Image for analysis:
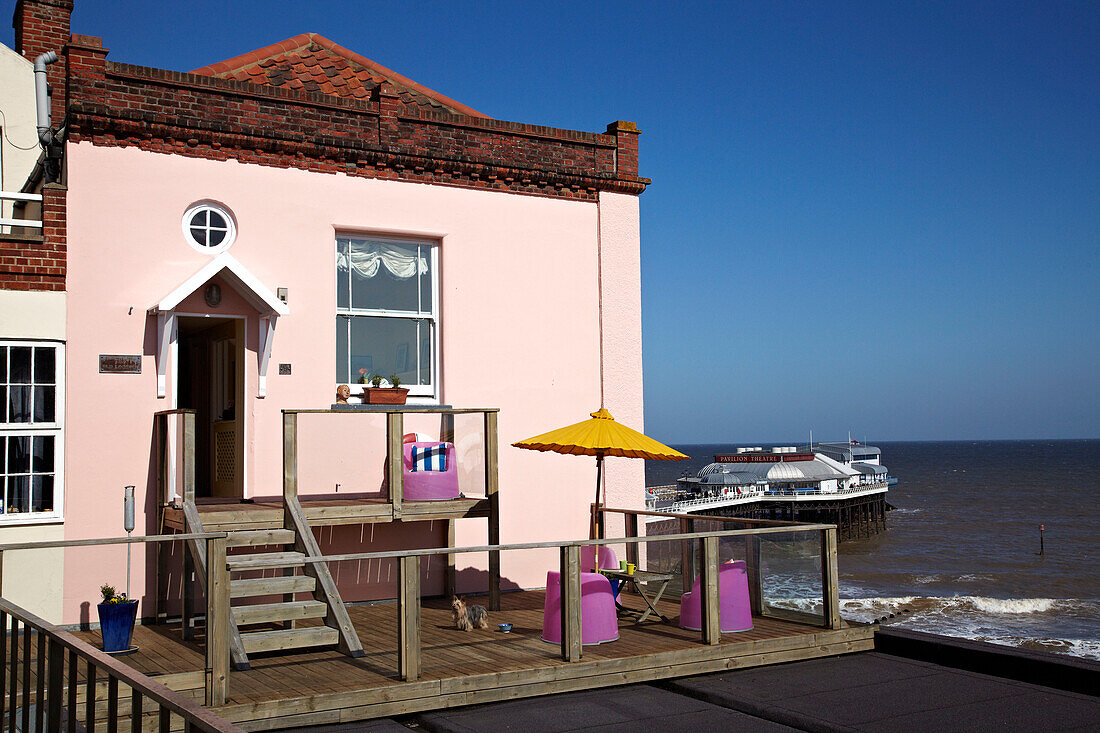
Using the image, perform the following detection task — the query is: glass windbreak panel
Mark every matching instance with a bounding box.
[6,476,29,514]
[336,239,350,310]
[31,475,53,512]
[348,240,423,312]
[33,348,54,384]
[10,347,31,383]
[335,317,350,383]
[8,387,30,423]
[349,316,431,387]
[758,530,825,623]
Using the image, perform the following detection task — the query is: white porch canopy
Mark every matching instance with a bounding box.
[147,252,290,398]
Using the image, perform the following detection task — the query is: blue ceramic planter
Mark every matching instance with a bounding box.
[97,601,138,653]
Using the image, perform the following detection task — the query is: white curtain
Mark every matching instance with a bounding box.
[338,241,427,280]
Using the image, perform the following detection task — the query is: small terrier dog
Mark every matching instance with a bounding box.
[451,595,489,631]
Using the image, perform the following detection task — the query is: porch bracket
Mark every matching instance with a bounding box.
[258,316,276,398]
[154,311,176,399]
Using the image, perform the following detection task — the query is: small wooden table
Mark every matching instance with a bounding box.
[599,568,675,623]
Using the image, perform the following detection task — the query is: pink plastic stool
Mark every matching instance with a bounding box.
[678,560,754,633]
[402,442,461,501]
[541,571,619,645]
[580,545,618,573]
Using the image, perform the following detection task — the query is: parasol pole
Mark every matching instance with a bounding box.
[594,453,602,545]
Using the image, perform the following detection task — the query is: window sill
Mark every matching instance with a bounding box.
[0,514,64,527]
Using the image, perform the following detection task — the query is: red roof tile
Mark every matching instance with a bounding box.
[191,33,487,118]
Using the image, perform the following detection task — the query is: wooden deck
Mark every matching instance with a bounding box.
[162,495,492,531]
[75,590,874,731]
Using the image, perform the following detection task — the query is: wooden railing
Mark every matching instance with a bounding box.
[239,521,840,680]
[0,598,240,732]
[595,505,842,629]
[282,407,501,607]
[0,533,232,709]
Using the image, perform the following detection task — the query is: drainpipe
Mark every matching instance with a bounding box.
[34,51,59,147]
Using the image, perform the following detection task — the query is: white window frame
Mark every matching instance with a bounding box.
[0,340,64,525]
[181,201,237,254]
[335,235,440,402]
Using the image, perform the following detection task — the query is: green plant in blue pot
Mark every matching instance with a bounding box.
[97,584,138,653]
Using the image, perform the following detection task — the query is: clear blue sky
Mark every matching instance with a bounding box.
[6,1,1098,442]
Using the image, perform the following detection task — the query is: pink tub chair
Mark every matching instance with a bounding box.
[541,570,619,645]
[678,560,754,633]
[402,441,460,501]
[580,545,618,573]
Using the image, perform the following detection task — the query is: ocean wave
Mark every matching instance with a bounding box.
[971,597,1056,614]
[761,594,1100,661]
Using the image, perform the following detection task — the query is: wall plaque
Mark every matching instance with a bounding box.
[279,363,292,375]
[99,355,142,374]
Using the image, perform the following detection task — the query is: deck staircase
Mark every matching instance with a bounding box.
[182,503,364,670]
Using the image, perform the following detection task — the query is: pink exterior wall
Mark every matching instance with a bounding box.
[59,143,644,624]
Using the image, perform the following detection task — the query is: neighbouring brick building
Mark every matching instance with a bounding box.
[2,0,649,627]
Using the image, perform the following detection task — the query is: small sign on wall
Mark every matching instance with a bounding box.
[100,354,142,374]
[279,363,292,375]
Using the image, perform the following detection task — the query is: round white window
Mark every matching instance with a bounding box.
[182,202,236,253]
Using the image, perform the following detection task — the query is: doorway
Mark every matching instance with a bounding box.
[176,316,245,498]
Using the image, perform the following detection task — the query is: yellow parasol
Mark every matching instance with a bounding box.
[513,408,689,537]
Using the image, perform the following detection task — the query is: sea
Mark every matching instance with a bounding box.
[645,439,1100,661]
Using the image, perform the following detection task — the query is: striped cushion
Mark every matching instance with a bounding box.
[411,444,448,472]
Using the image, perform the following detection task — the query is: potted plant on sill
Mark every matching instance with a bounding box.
[360,372,409,405]
[97,584,138,653]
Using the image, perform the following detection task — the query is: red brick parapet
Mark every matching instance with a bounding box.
[63,54,648,200]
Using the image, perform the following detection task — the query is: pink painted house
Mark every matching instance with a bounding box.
[3,0,648,640]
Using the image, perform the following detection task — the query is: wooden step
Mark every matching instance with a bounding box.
[227,551,306,571]
[226,529,296,547]
[230,575,315,599]
[232,600,328,626]
[240,626,339,654]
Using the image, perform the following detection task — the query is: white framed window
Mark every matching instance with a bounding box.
[0,341,64,523]
[335,236,439,399]
[182,201,236,254]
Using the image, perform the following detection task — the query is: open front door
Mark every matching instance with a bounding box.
[178,317,245,498]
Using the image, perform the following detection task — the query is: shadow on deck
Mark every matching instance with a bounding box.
[76,590,874,730]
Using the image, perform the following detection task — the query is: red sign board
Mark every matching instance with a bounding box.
[714,453,815,463]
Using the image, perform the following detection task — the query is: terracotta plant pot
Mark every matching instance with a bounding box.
[363,387,410,405]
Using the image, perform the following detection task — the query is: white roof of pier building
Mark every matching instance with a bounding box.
[697,455,852,483]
